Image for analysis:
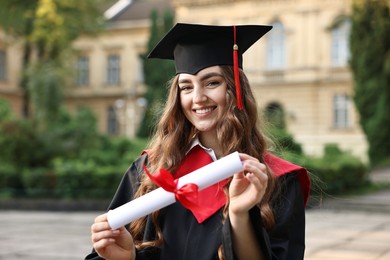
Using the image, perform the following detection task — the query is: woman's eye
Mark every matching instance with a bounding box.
[206,81,220,87]
[179,85,193,91]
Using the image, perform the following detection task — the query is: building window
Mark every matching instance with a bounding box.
[266,21,286,70]
[136,55,144,83]
[76,56,89,86]
[106,54,120,85]
[0,50,6,81]
[107,106,119,135]
[331,20,350,66]
[333,94,350,128]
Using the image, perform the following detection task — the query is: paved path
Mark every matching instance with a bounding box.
[0,211,95,260]
[305,209,390,260]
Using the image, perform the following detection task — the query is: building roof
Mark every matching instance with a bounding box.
[107,0,173,21]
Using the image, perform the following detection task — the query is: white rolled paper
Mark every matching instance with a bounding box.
[107,151,243,229]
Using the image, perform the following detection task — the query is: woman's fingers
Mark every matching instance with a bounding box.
[92,228,120,242]
[233,153,269,204]
[239,153,259,162]
[91,213,119,243]
[239,153,267,179]
[94,213,108,223]
[93,237,116,251]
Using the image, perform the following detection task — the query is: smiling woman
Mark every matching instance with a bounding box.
[86,23,310,260]
[179,66,228,141]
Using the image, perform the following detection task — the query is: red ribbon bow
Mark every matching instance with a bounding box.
[143,165,206,214]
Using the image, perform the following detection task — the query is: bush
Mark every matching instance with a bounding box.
[0,119,48,167]
[52,158,124,199]
[0,162,23,197]
[282,144,368,196]
[0,100,150,200]
[21,167,56,197]
[0,98,12,121]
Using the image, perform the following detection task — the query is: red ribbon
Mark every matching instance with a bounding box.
[143,165,206,213]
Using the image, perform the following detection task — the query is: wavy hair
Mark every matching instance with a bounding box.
[129,66,277,258]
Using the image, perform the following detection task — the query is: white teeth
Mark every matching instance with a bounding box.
[195,108,213,114]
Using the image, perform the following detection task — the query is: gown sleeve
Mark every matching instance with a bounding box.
[84,154,147,260]
[222,172,306,260]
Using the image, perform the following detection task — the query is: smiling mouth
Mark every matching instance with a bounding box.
[194,107,215,114]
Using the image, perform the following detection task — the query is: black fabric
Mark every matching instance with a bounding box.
[85,155,306,260]
[147,23,272,75]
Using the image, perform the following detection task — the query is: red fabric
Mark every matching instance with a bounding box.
[174,146,229,222]
[143,166,207,216]
[142,147,310,223]
[264,153,310,206]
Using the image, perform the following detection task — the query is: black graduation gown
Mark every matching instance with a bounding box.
[85,154,306,260]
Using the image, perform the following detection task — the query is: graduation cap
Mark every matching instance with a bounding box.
[148,23,272,110]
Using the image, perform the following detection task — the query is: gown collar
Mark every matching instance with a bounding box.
[187,136,218,161]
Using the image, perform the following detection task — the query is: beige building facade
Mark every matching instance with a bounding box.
[0,0,368,161]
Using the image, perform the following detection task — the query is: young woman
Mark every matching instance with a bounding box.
[86,23,310,260]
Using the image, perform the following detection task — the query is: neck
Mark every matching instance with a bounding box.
[198,131,222,159]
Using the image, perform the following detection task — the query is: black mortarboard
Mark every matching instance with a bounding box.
[148,23,272,109]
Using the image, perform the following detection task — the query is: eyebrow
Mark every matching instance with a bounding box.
[178,72,223,84]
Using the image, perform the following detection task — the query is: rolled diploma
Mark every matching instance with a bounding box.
[107,151,243,229]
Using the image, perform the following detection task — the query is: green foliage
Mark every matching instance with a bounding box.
[0,162,22,197]
[21,167,56,197]
[264,103,286,129]
[32,0,106,59]
[0,1,38,36]
[263,103,303,155]
[0,104,149,198]
[0,119,47,167]
[138,9,175,138]
[270,128,303,155]
[27,61,64,128]
[35,107,100,160]
[0,98,13,121]
[350,0,390,166]
[51,159,123,199]
[283,144,368,197]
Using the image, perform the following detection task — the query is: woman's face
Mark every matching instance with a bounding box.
[178,66,228,134]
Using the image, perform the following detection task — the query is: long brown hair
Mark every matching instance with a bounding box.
[129,66,276,257]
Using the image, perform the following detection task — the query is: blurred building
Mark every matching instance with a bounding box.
[0,0,368,160]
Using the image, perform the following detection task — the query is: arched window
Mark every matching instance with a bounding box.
[266,21,286,70]
[331,19,350,66]
[265,102,286,129]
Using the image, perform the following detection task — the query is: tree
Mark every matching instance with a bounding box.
[0,0,106,127]
[349,0,390,166]
[0,0,39,117]
[263,103,303,155]
[137,9,175,138]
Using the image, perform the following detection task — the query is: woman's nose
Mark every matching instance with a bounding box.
[193,86,207,104]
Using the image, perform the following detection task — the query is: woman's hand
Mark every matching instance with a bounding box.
[229,153,268,216]
[227,153,268,260]
[91,213,136,260]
